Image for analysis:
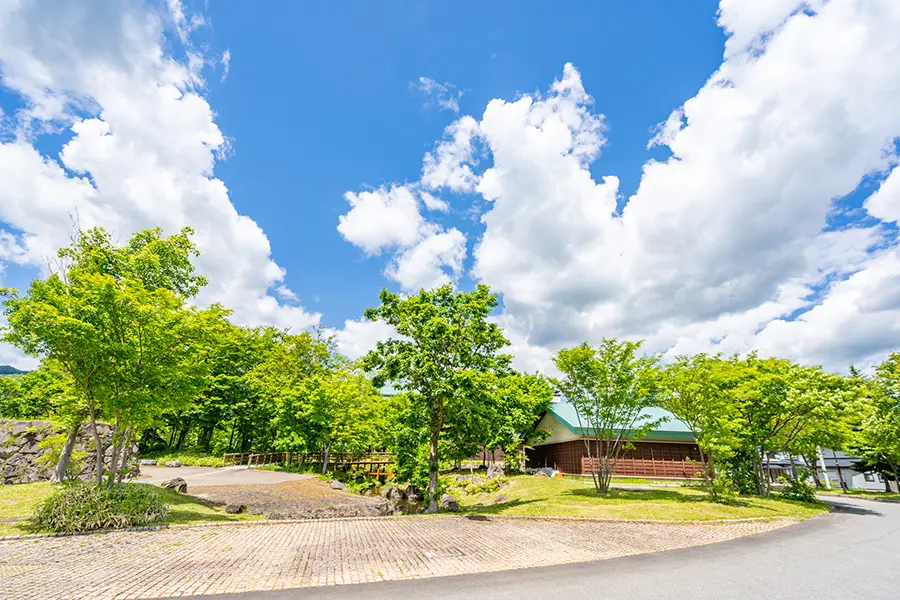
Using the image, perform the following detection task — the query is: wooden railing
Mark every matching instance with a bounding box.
[222,451,394,476]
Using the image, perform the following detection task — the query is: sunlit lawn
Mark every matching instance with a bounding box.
[817,488,900,502]
[0,481,260,536]
[456,475,828,521]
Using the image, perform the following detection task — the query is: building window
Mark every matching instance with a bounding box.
[864,473,875,482]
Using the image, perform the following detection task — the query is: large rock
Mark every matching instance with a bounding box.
[139,459,157,466]
[0,419,138,485]
[328,480,350,493]
[533,471,549,477]
[162,477,188,493]
[440,494,459,512]
[486,463,504,480]
[225,503,246,514]
[165,461,183,468]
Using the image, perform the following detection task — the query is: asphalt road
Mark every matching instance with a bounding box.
[189,496,900,600]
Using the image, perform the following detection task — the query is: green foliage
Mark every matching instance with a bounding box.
[140,450,223,467]
[32,483,169,533]
[36,434,85,479]
[0,361,76,419]
[778,469,817,503]
[553,339,662,493]
[459,476,507,495]
[362,284,513,511]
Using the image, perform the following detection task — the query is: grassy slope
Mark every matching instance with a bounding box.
[0,481,260,536]
[455,475,827,521]
[817,489,900,502]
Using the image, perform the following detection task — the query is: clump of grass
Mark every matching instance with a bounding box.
[141,450,223,467]
[32,483,169,533]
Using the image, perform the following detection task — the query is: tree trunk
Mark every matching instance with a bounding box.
[176,424,191,450]
[831,449,847,492]
[582,436,599,492]
[697,446,710,487]
[804,455,823,488]
[117,429,134,484]
[107,438,122,488]
[86,397,104,485]
[52,422,81,483]
[426,401,441,513]
[817,447,832,490]
[321,442,331,475]
[228,420,236,452]
[598,438,611,494]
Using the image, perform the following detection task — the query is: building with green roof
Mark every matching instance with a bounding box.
[525,399,703,478]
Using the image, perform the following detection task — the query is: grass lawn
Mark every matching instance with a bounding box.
[454,475,827,521]
[141,450,224,468]
[0,481,260,536]
[816,488,900,502]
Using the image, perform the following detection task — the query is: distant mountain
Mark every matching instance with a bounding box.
[0,365,28,375]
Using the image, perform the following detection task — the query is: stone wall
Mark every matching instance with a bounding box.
[0,420,139,484]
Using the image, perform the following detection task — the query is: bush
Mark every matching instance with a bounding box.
[32,483,169,532]
[523,467,554,477]
[779,471,817,503]
[140,450,222,468]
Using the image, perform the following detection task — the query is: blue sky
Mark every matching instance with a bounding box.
[204,1,724,324]
[1,0,900,372]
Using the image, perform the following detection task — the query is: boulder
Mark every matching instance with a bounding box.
[439,494,459,512]
[225,503,246,514]
[164,461,183,468]
[161,477,188,493]
[492,494,507,504]
[533,471,549,477]
[486,463,504,480]
[139,459,157,466]
[471,476,484,486]
[328,480,350,493]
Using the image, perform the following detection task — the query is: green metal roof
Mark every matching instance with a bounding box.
[547,400,695,441]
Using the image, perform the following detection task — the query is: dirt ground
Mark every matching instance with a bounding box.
[190,478,388,519]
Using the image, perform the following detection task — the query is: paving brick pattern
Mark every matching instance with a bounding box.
[0,516,797,599]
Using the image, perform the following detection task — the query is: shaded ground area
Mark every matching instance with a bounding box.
[140,465,313,487]
[0,514,798,599]
[191,479,387,519]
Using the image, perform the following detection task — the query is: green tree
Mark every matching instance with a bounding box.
[362,285,512,512]
[658,354,740,492]
[854,353,900,489]
[2,226,209,483]
[482,372,554,472]
[553,339,662,494]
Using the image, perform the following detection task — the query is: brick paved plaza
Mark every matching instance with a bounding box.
[0,515,798,599]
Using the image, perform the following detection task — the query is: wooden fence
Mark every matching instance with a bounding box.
[222,451,394,476]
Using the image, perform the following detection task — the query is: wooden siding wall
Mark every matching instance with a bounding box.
[526,440,702,478]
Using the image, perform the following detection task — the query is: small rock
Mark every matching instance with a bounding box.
[455,474,469,483]
[440,494,459,512]
[225,503,246,514]
[161,477,187,493]
[492,494,507,504]
[486,463,504,480]
[164,461,182,468]
[328,480,350,493]
[471,476,484,486]
[139,459,157,466]
[533,471,549,477]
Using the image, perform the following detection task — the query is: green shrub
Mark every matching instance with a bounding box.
[778,471,817,503]
[141,450,222,467]
[32,483,169,532]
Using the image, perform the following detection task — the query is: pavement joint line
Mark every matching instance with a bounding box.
[0,512,805,541]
